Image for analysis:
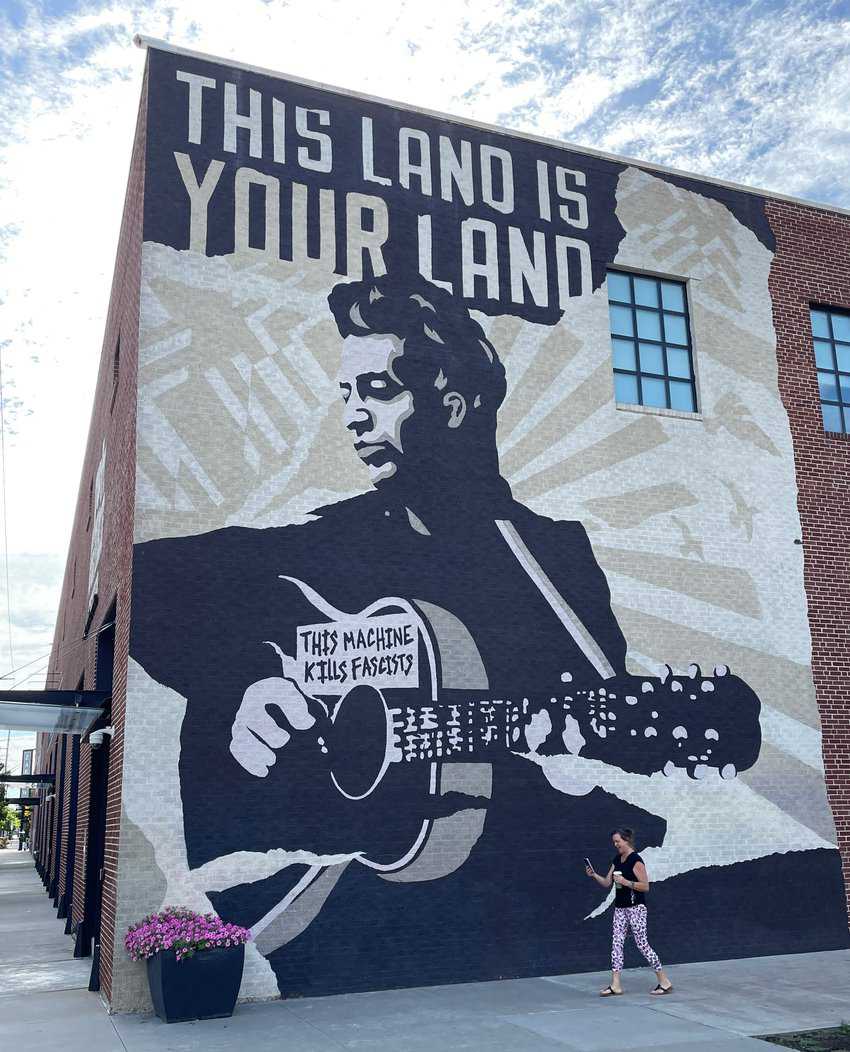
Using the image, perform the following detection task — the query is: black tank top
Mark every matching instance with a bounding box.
[612,851,645,907]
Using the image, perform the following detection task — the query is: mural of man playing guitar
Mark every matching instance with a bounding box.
[131,274,844,998]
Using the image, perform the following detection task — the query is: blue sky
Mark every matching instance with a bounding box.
[3,0,850,200]
[0,0,848,692]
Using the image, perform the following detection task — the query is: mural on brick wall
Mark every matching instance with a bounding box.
[121,46,848,1005]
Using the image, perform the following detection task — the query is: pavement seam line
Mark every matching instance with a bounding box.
[277,1000,350,1049]
[108,1007,131,1051]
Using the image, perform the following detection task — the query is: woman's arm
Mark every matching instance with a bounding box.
[627,860,650,893]
[587,864,614,889]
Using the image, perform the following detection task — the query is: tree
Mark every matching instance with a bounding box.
[0,761,16,837]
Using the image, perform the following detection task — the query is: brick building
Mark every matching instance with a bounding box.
[18,38,849,1010]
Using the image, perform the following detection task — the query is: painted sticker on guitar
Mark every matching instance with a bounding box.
[295,614,420,691]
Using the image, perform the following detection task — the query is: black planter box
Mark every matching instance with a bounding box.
[146,944,245,1023]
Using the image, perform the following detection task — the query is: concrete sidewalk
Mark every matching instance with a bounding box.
[1,846,848,1050]
[0,842,116,1048]
[111,951,850,1052]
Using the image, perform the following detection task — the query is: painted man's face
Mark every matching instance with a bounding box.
[337,334,418,486]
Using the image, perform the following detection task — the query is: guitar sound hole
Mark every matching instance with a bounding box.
[330,685,391,799]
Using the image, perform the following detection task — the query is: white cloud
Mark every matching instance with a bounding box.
[0,0,847,689]
[466,0,850,199]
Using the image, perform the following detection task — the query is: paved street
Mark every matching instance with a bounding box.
[1,844,848,1050]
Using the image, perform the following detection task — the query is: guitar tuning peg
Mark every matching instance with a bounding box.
[713,665,729,678]
[688,663,701,679]
[659,664,673,684]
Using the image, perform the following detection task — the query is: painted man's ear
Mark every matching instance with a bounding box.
[443,391,467,429]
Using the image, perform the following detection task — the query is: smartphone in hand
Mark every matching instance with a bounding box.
[584,857,594,872]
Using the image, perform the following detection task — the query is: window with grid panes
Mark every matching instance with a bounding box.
[810,307,850,434]
[607,271,697,412]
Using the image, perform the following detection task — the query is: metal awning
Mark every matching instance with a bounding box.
[0,690,110,735]
[9,797,40,807]
[0,773,54,784]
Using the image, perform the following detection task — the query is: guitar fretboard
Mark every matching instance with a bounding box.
[389,672,759,780]
[392,696,533,760]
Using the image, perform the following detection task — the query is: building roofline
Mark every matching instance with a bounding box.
[134,33,850,221]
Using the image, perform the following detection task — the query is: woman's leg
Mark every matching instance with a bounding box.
[626,906,661,970]
[605,908,627,992]
[628,906,672,990]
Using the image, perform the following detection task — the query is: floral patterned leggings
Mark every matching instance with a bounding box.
[611,905,662,972]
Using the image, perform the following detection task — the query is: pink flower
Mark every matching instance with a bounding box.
[125,906,251,963]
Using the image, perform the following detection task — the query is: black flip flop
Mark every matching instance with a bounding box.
[600,986,623,996]
[650,983,673,995]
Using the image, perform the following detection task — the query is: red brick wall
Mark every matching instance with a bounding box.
[767,198,850,925]
[31,735,58,891]
[97,63,146,997]
[71,744,90,930]
[41,64,146,1000]
[53,736,69,904]
[57,737,70,903]
[33,739,56,887]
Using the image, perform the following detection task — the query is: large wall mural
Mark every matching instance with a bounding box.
[119,45,848,1006]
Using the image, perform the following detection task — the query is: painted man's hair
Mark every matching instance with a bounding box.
[328,275,507,419]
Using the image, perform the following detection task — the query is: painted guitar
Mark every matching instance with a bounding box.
[252,575,761,873]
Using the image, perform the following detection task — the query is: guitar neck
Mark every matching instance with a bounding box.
[391,671,760,779]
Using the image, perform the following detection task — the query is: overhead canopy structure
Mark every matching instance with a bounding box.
[0,690,110,735]
[0,774,54,784]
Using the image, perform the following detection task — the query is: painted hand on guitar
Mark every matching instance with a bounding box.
[229,675,329,778]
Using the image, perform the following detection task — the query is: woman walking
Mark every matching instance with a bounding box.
[585,827,673,997]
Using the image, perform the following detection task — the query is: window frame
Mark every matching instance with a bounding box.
[607,268,700,417]
[810,304,850,436]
